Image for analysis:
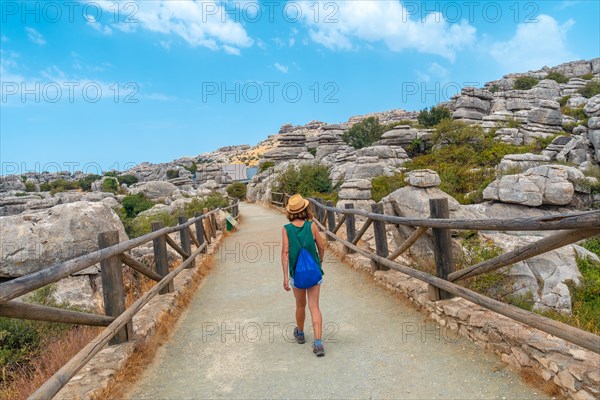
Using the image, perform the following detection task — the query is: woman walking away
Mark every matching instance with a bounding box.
[281,194,326,357]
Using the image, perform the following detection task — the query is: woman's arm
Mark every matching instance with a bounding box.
[281,227,291,291]
[312,222,325,264]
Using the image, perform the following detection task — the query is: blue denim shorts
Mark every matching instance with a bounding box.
[290,277,323,289]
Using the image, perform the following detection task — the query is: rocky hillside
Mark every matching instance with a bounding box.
[1,58,599,315]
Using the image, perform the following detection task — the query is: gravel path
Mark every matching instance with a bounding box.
[127,203,548,400]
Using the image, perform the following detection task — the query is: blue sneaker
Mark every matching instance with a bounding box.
[312,342,325,357]
[293,327,306,344]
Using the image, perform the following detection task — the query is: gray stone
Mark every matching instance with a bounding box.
[588,117,600,130]
[523,165,583,205]
[129,181,178,200]
[404,170,441,188]
[584,94,600,117]
[483,175,543,206]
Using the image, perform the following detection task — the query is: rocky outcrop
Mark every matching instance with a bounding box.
[0,202,128,310]
[483,165,586,206]
[520,100,563,142]
[129,181,178,200]
[262,132,307,162]
[452,87,494,123]
[336,179,374,212]
[404,169,441,188]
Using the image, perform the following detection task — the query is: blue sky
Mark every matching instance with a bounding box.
[1,0,599,175]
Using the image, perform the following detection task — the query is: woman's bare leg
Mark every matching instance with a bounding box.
[292,287,307,331]
[307,285,322,340]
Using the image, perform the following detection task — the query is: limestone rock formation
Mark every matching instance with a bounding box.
[129,181,178,200]
[0,202,128,310]
[404,169,441,188]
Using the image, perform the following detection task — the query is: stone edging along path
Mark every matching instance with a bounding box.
[323,238,600,400]
[53,230,227,400]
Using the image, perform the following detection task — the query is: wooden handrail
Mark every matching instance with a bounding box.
[309,199,600,231]
[28,241,208,400]
[312,217,600,354]
[0,207,226,305]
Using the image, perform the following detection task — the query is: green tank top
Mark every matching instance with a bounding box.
[285,221,323,279]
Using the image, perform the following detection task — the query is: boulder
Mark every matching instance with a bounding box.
[404,170,441,188]
[129,181,178,200]
[482,175,543,206]
[523,165,584,205]
[338,179,372,201]
[584,94,600,117]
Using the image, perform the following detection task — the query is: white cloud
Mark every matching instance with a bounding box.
[85,14,113,35]
[25,27,46,45]
[92,1,253,55]
[159,40,172,50]
[490,15,576,71]
[274,63,289,73]
[416,62,449,83]
[297,1,476,61]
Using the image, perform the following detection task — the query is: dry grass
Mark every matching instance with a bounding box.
[91,249,221,399]
[520,367,563,399]
[1,326,100,400]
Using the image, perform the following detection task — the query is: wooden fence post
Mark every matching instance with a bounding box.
[178,216,194,269]
[371,203,389,271]
[194,212,207,254]
[428,198,454,301]
[203,208,214,239]
[326,200,336,241]
[315,197,325,223]
[283,194,289,209]
[210,212,218,234]
[344,204,356,254]
[152,222,174,294]
[98,231,132,345]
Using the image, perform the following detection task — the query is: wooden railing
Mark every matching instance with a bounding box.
[270,192,600,354]
[0,199,240,400]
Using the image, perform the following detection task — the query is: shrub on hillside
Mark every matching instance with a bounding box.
[417,106,451,127]
[226,182,247,200]
[341,117,386,149]
[545,72,569,83]
[24,181,36,192]
[579,80,600,98]
[76,174,101,191]
[166,169,180,179]
[513,76,539,90]
[371,173,405,202]
[184,162,198,175]
[101,177,119,194]
[117,174,138,186]
[121,193,154,218]
[274,163,334,197]
[184,193,230,218]
[258,161,275,173]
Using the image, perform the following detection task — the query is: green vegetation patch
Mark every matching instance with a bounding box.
[273,163,339,200]
[417,106,451,127]
[513,76,539,90]
[371,173,406,202]
[579,80,600,98]
[226,182,247,200]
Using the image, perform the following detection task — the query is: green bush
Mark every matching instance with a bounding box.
[166,169,180,179]
[308,148,317,157]
[104,171,118,178]
[24,181,36,192]
[581,73,594,80]
[559,95,571,108]
[101,177,119,194]
[274,163,334,197]
[579,80,600,98]
[43,179,78,195]
[341,117,387,149]
[121,193,154,218]
[76,174,101,191]
[258,161,275,173]
[405,120,544,204]
[488,85,499,93]
[117,174,138,186]
[562,106,587,121]
[513,76,539,90]
[417,106,452,127]
[127,211,178,238]
[545,72,569,83]
[184,193,230,218]
[184,162,198,175]
[226,182,247,200]
[371,173,405,202]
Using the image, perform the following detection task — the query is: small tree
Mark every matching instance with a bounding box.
[121,193,154,218]
[513,76,539,90]
[117,174,138,186]
[341,117,386,149]
[101,177,119,193]
[166,169,180,179]
[417,106,451,127]
[227,182,247,200]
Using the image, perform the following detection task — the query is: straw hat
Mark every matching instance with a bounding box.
[286,194,309,214]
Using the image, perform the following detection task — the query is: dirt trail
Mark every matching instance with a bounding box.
[127,203,547,399]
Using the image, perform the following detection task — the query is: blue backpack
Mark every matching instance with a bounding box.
[291,224,322,289]
[294,248,322,289]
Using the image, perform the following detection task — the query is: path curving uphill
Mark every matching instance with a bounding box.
[127,203,547,399]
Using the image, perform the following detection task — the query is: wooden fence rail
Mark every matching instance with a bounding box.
[0,199,240,400]
[269,192,600,354]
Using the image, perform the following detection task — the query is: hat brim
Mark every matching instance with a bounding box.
[286,199,309,214]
